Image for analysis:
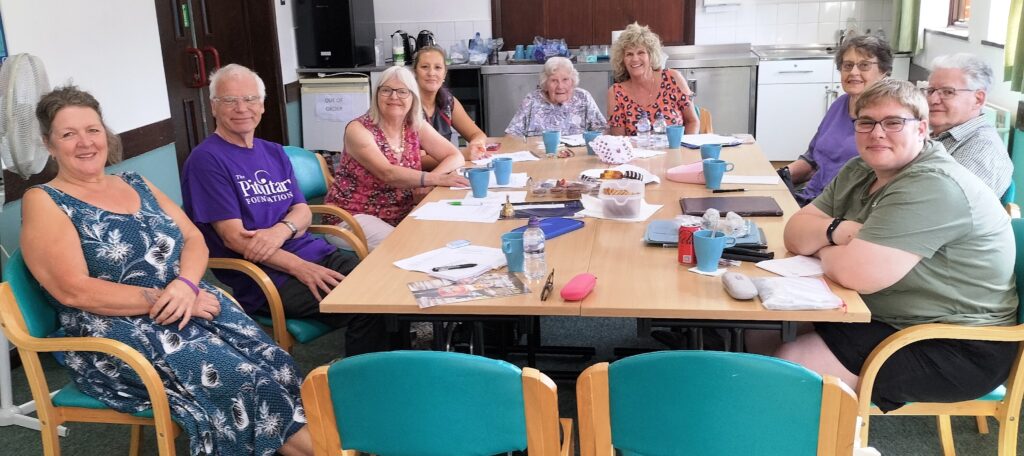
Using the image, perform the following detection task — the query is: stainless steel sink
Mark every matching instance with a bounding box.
[753,44,838,60]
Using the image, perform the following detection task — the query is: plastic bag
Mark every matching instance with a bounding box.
[752,277,843,311]
[531,36,569,62]
[449,41,468,64]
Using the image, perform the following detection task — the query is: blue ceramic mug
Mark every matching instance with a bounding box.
[693,230,737,273]
[666,125,684,149]
[583,131,601,155]
[463,168,490,198]
[702,158,735,190]
[542,130,561,156]
[700,143,722,160]
[501,232,525,273]
[489,157,513,185]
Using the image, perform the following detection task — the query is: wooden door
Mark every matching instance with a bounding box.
[154,0,286,165]
[545,0,593,47]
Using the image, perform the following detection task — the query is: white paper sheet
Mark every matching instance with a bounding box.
[560,134,586,146]
[721,175,781,185]
[681,134,743,148]
[632,148,667,159]
[394,245,507,281]
[755,255,824,277]
[472,151,540,165]
[451,173,530,189]
[454,191,527,204]
[409,202,502,223]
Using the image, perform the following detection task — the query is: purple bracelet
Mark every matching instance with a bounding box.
[176,276,200,296]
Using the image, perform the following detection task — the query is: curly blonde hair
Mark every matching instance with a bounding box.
[610,22,665,83]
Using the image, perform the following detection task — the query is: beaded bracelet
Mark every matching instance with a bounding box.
[420,171,426,187]
[176,276,200,296]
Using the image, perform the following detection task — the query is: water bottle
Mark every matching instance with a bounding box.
[636,112,652,147]
[653,112,667,135]
[522,216,547,280]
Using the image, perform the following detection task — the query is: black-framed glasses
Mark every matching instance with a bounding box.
[853,117,922,133]
[378,87,412,99]
[540,269,555,301]
[839,60,878,72]
[212,95,263,107]
[920,87,976,100]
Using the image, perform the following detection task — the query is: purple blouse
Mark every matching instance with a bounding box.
[798,94,858,202]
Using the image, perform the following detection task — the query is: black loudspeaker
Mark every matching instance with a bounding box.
[295,0,375,68]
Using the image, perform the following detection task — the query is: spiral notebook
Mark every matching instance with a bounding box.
[679,196,784,217]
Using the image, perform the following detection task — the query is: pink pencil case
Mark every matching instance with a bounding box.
[560,273,597,301]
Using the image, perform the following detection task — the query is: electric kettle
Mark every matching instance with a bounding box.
[416,30,436,52]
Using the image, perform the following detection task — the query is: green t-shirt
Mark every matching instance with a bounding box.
[812,140,1017,329]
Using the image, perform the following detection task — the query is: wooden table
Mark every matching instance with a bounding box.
[320,136,869,332]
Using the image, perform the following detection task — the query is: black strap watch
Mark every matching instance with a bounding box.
[826,217,844,246]
[278,220,298,239]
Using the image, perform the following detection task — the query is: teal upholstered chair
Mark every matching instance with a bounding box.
[857,217,1024,456]
[576,351,858,456]
[207,146,368,352]
[301,351,573,456]
[1003,180,1019,218]
[0,250,178,455]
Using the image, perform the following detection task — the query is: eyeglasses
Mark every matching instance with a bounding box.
[853,117,922,133]
[920,87,976,100]
[212,95,263,107]
[378,87,412,99]
[839,60,878,72]
[540,269,555,301]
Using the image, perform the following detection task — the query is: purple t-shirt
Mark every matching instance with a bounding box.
[181,134,336,313]
[798,94,858,202]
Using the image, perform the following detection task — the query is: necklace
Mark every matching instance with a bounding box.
[630,76,659,107]
[384,124,406,155]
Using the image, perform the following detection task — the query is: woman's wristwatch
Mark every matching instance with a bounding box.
[826,217,845,246]
[278,220,298,239]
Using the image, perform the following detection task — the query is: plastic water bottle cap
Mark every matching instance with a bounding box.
[529,216,540,227]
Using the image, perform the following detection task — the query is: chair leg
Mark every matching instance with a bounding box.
[40,419,62,456]
[937,415,956,456]
[975,415,990,435]
[128,424,142,456]
[997,413,1020,456]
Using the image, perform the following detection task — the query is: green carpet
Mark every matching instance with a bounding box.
[2,324,1021,455]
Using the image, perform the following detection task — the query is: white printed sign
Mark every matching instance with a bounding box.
[315,93,367,122]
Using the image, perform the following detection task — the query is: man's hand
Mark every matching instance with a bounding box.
[241,225,291,262]
[290,260,346,301]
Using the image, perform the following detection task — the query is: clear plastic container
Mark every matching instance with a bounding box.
[599,179,644,219]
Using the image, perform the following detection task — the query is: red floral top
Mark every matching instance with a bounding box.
[324,114,421,227]
[608,70,692,136]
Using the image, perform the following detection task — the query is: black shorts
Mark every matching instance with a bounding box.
[815,320,1018,413]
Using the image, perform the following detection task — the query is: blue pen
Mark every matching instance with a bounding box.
[431,263,478,272]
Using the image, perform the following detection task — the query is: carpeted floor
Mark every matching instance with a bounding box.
[2,321,1020,455]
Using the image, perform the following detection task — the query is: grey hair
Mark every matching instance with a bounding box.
[835,34,893,75]
[931,53,994,91]
[209,63,267,100]
[540,57,579,87]
[610,22,665,83]
[855,79,929,122]
[368,66,423,131]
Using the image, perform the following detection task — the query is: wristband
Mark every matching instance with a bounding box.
[420,171,426,187]
[278,220,298,238]
[826,217,845,246]
[175,276,200,296]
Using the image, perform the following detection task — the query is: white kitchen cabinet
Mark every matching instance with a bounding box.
[756,59,837,161]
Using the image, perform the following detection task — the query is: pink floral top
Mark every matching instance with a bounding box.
[608,70,693,136]
[324,114,421,226]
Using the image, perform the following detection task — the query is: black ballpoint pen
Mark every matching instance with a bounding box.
[712,188,746,193]
[431,263,478,272]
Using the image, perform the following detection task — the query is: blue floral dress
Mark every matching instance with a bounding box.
[38,172,305,456]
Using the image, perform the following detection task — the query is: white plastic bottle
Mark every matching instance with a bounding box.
[522,216,547,280]
[636,111,652,147]
[653,112,667,135]
[392,34,406,66]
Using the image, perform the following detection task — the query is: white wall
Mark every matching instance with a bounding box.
[913,0,1022,112]
[372,0,492,53]
[277,1,299,85]
[695,0,893,45]
[0,0,170,133]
